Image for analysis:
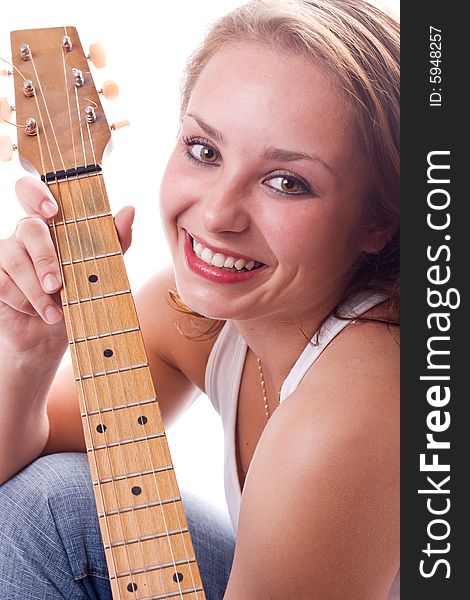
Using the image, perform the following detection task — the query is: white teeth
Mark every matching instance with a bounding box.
[190,234,262,271]
[211,253,225,268]
[234,258,246,271]
[201,247,213,264]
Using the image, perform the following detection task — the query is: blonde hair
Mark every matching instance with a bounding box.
[173,0,400,333]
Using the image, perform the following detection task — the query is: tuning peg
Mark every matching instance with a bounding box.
[88,43,107,68]
[0,69,13,77]
[99,80,119,100]
[0,135,16,161]
[110,120,130,131]
[0,98,13,123]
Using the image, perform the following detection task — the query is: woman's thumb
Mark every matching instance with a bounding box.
[114,205,135,253]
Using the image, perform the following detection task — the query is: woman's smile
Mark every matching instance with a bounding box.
[183,229,269,284]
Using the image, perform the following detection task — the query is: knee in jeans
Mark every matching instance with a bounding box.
[0,453,94,541]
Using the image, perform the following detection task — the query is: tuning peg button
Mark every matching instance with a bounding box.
[88,43,107,68]
[0,135,15,161]
[0,69,12,77]
[0,98,13,123]
[99,80,119,100]
[111,120,130,131]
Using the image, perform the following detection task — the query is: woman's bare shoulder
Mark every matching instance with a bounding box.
[226,318,399,599]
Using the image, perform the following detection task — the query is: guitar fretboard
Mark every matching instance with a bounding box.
[49,173,205,599]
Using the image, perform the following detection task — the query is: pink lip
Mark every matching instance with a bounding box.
[183,230,268,284]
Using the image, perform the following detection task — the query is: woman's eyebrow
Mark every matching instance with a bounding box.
[262,147,334,177]
[185,111,334,177]
[185,113,225,145]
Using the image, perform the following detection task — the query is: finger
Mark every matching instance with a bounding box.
[15,176,58,220]
[1,244,62,324]
[15,217,62,293]
[0,268,37,316]
[114,205,135,254]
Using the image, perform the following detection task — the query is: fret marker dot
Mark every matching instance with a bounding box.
[88,274,98,283]
[96,423,106,433]
[103,349,113,358]
[137,416,148,425]
[127,582,138,592]
[131,486,142,496]
[173,572,184,583]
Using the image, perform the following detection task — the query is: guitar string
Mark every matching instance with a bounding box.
[79,35,196,597]
[69,29,191,599]
[27,42,128,600]
[69,77,166,598]
[86,115,196,598]
[62,40,147,599]
[61,32,150,598]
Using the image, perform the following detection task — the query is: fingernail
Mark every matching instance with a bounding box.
[44,304,62,324]
[43,273,60,292]
[40,199,57,218]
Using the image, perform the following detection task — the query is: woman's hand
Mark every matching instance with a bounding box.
[0,176,135,356]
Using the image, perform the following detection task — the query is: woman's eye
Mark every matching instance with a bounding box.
[264,175,309,195]
[189,143,219,164]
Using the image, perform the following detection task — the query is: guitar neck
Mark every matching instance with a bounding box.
[9,25,205,597]
[48,171,204,600]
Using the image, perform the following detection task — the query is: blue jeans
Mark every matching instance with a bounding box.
[0,453,235,599]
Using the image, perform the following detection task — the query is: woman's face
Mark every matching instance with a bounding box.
[160,43,380,323]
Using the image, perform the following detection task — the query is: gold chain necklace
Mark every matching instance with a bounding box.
[256,357,281,420]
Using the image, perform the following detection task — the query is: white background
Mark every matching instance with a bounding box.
[0,0,398,512]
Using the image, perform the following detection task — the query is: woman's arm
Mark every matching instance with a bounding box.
[224,321,400,600]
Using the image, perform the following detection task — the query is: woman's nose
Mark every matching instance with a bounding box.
[199,180,251,234]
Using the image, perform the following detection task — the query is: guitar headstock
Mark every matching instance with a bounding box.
[10,27,111,178]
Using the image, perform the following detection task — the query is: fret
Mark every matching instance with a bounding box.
[66,293,139,340]
[70,329,148,379]
[70,327,147,377]
[62,254,129,304]
[76,362,148,381]
[138,590,204,600]
[63,289,131,306]
[83,402,165,447]
[81,396,157,417]
[89,432,165,451]
[107,527,189,549]
[78,366,156,413]
[52,214,120,263]
[93,469,180,515]
[100,496,183,518]
[106,530,197,578]
[61,250,122,266]
[115,557,195,576]
[50,211,112,227]
[110,559,202,598]
[48,175,111,222]
[88,434,170,481]
[94,465,174,485]
[71,326,140,344]
[99,499,189,557]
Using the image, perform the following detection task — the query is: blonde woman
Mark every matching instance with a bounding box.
[0,1,400,598]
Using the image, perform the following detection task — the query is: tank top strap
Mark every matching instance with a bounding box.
[279,290,389,402]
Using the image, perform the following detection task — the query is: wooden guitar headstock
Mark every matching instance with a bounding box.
[10,27,111,179]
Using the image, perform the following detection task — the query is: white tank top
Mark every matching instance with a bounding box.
[204,289,400,600]
[204,289,389,531]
